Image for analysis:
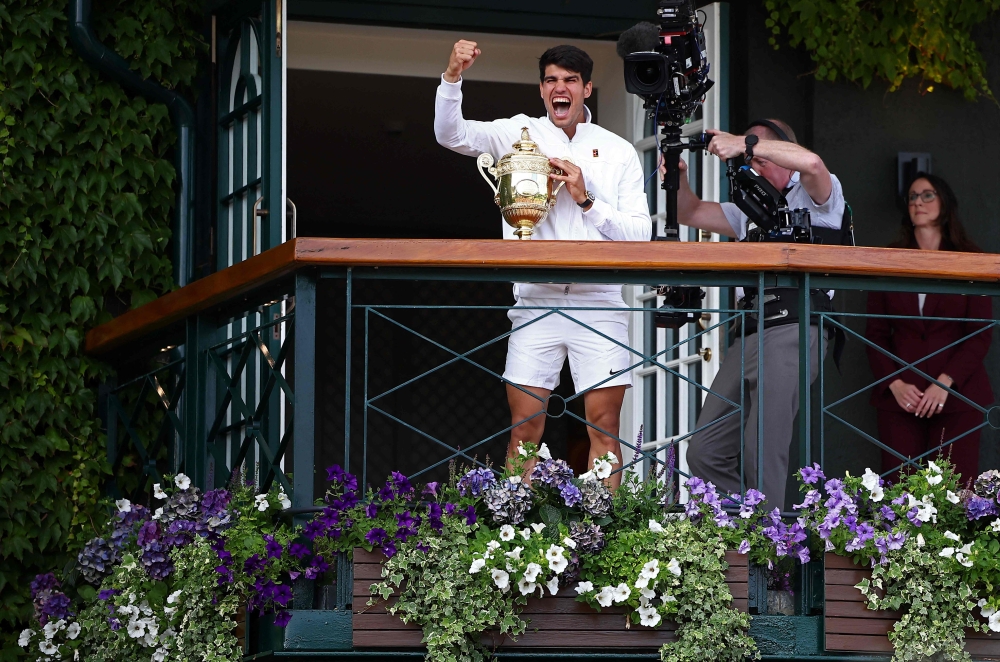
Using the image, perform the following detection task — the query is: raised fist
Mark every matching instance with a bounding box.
[444,40,480,83]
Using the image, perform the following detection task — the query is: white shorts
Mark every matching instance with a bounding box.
[503,298,633,393]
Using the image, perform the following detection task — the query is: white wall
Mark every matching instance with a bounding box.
[287,21,629,139]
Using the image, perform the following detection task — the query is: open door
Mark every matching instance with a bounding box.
[215,0,286,269]
[207,0,288,490]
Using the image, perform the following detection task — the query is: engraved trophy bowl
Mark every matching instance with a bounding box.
[477,128,567,239]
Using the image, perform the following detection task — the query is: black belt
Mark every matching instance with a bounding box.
[733,288,846,369]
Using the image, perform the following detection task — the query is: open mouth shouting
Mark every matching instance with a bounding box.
[550,95,573,121]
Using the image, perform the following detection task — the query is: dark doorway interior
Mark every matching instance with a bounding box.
[291,71,598,489]
[287,69,596,240]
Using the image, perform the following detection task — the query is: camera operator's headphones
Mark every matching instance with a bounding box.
[746,119,793,143]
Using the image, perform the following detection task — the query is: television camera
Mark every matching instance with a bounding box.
[618,0,713,328]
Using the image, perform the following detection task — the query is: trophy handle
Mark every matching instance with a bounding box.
[477,153,499,197]
[550,157,574,200]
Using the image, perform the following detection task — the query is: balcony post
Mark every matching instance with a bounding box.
[798,271,812,469]
[292,270,317,510]
[183,315,216,489]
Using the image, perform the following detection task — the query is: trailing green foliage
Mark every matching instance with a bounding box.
[0,0,203,658]
[764,0,1000,101]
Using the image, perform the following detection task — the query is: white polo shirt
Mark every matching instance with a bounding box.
[434,76,652,301]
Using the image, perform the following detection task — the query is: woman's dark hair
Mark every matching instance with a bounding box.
[538,45,593,85]
[892,171,981,253]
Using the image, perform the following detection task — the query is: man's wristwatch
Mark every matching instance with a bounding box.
[577,191,595,210]
[745,134,759,161]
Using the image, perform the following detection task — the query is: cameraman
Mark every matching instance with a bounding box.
[673,119,845,507]
[434,40,652,486]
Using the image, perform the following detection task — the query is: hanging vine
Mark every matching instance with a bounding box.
[764,0,1000,100]
[0,0,204,659]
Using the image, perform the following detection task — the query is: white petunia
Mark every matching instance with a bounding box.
[545,545,565,562]
[537,443,552,460]
[869,484,884,502]
[518,442,528,456]
[144,631,158,647]
[593,459,613,480]
[946,490,960,504]
[563,536,577,550]
[66,622,81,640]
[469,558,486,574]
[139,600,152,616]
[957,554,974,568]
[174,473,191,490]
[531,522,546,534]
[661,593,677,603]
[499,525,516,541]
[254,494,269,512]
[549,556,568,574]
[518,577,538,596]
[167,590,182,605]
[127,619,146,639]
[992,519,1000,533]
[944,531,961,542]
[641,559,660,579]
[916,496,937,523]
[928,460,942,474]
[861,469,880,493]
[115,498,132,513]
[648,519,664,533]
[635,575,650,589]
[505,546,523,560]
[18,629,32,648]
[43,621,60,639]
[916,533,925,547]
[939,547,955,558]
[153,484,167,500]
[637,605,661,627]
[579,471,597,483]
[520,528,532,540]
[575,581,594,595]
[604,452,620,465]
[666,558,682,577]
[959,542,973,555]
[278,490,291,510]
[612,583,631,603]
[595,586,615,607]
[153,649,167,662]
[487,540,501,552]
[492,569,510,591]
[523,562,543,583]
[546,576,560,595]
[927,474,943,486]
[38,641,58,655]
[641,587,656,600]
[163,606,177,617]
[990,611,1000,633]
[153,507,164,521]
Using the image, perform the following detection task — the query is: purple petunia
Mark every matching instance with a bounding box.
[274,610,293,627]
[244,554,267,574]
[288,542,310,560]
[364,502,379,519]
[460,505,477,526]
[365,528,388,546]
[427,503,443,532]
[422,482,440,498]
[264,535,283,560]
[800,463,825,485]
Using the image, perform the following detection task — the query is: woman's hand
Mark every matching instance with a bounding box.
[914,374,953,418]
[888,379,923,413]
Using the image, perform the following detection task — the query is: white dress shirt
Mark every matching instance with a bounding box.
[435,76,652,301]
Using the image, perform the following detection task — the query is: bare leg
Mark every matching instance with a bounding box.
[506,383,551,475]
[583,385,627,490]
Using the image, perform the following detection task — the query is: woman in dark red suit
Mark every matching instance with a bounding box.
[866,172,993,483]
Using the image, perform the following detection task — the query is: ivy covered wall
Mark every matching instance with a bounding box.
[0,0,203,658]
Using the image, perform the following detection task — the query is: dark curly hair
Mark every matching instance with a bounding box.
[892,172,981,253]
[538,45,593,85]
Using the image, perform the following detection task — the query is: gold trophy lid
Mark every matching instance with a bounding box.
[512,127,540,154]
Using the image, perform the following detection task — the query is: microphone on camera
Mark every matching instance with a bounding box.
[616,22,660,59]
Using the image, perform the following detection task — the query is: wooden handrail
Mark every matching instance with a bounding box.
[85,238,1000,356]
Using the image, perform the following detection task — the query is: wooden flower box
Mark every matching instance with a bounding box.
[824,553,1000,659]
[352,547,748,649]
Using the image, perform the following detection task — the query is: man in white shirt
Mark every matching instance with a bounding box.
[435,40,651,486]
[674,118,845,507]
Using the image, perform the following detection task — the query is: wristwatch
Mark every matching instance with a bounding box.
[577,190,595,210]
[745,134,759,161]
